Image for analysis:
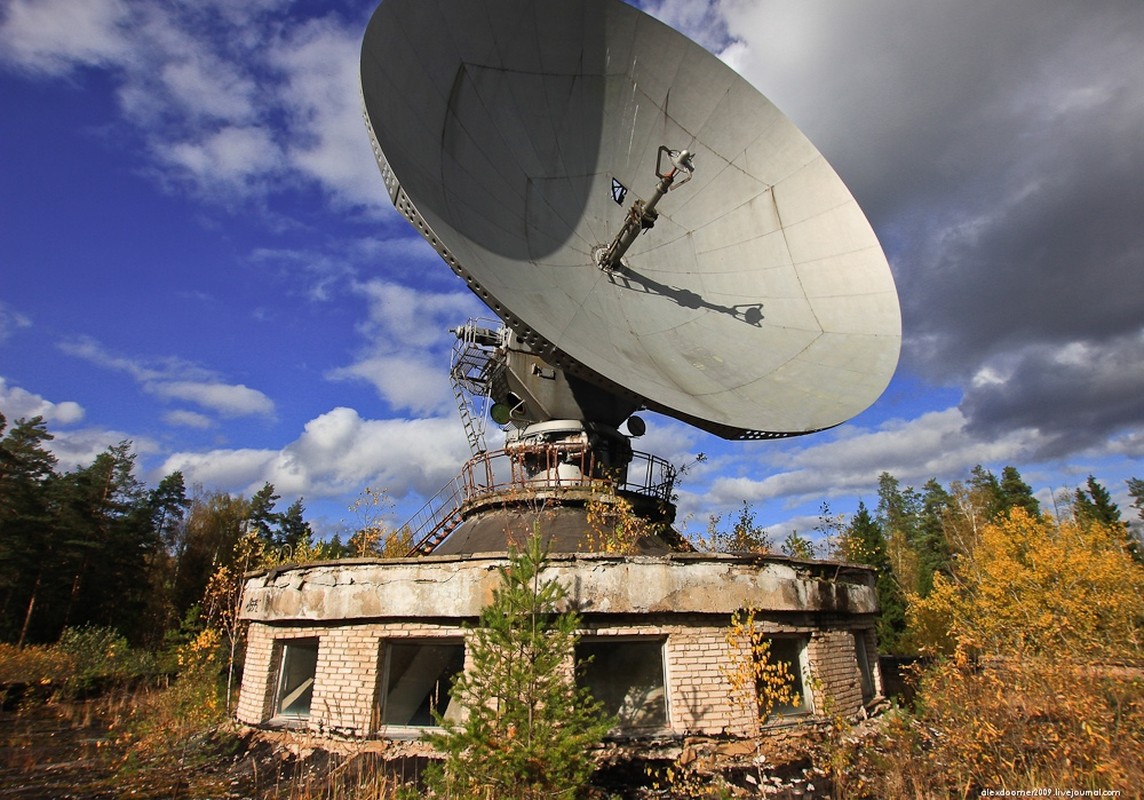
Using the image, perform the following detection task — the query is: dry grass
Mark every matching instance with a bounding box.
[828,655,1144,799]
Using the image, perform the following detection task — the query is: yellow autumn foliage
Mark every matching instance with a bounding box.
[909,509,1144,660]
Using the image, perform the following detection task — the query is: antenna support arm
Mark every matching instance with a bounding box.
[598,147,694,273]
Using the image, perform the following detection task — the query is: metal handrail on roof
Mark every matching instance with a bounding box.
[403,445,677,555]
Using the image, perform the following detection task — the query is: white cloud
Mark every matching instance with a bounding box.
[268,16,383,209]
[1,1,382,209]
[0,0,131,75]
[157,53,258,123]
[158,126,282,190]
[642,0,735,53]
[684,406,1046,519]
[0,378,85,426]
[47,426,159,472]
[161,446,278,490]
[0,301,32,344]
[161,406,469,501]
[328,279,486,415]
[327,355,451,417]
[162,409,215,429]
[146,380,275,419]
[59,336,275,419]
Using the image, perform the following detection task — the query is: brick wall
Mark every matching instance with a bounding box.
[807,630,862,715]
[237,615,879,738]
[237,621,467,735]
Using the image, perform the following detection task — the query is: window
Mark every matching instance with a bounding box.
[576,639,667,729]
[854,631,875,703]
[764,637,811,716]
[275,638,319,719]
[380,641,465,727]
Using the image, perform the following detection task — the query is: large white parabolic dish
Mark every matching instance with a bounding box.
[361,0,901,440]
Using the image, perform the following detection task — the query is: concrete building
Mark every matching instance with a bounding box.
[235,523,883,740]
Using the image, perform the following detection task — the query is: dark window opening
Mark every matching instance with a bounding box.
[576,639,667,729]
[764,637,811,716]
[381,642,465,727]
[854,631,875,703]
[275,638,319,719]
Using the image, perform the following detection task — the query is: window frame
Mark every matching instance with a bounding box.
[272,637,320,723]
[853,630,876,703]
[376,638,466,734]
[761,635,813,719]
[575,635,670,733]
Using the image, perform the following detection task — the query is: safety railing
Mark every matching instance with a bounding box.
[402,445,677,555]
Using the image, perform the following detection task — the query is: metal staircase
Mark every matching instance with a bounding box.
[402,473,467,555]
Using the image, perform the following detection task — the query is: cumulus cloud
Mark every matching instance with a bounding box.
[712,0,1144,463]
[327,278,487,415]
[0,378,85,426]
[161,406,469,501]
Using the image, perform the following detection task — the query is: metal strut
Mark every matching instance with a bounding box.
[597,146,695,273]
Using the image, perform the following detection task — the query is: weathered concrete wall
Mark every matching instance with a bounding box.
[240,553,877,624]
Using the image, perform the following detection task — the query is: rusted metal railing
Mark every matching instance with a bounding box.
[402,445,677,555]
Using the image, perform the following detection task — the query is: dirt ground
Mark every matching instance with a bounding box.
[0,694,837,799]
[0,696,319,800]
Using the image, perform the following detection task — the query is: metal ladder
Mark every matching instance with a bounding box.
[449,321,505,456]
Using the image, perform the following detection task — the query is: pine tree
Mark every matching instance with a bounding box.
[142,471,192,640]
[916,478,954,597]
[1073,476,1141,564]
[1125,478,1144,564]
[0,416,59,644]
[276,497,312,552]
[246,482,280,545]
[876,472,923,597]
[1073,475,1121,526]
[998,466,1040,518]
[425,533,612,800]
[52,442,157,642]
[781,529,816,560]
[840,502,907,653]
[150,471,191,552]
[968,465,1003,520]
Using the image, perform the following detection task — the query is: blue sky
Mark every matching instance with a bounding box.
[2,0,1143,543]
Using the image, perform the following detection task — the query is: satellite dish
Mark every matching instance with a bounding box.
[360,0,900,440]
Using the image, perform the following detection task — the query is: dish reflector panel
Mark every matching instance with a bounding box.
[361,0,900,439]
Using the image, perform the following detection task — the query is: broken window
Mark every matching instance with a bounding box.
[380,641,465,727]
[854,631,875,703]
[576,638,667,729]
[274,638,319,720]
[764,637,811,716]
